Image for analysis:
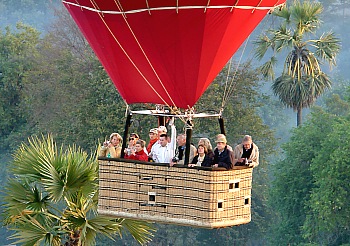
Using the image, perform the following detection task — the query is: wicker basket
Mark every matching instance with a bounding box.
[98,158,253,228]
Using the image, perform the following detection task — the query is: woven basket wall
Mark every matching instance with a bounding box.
[98,159,253,228]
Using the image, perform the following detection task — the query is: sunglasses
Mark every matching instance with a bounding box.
[129,138,134,141]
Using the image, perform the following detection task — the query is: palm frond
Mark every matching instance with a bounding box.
[291,0,322,35]
[312,31,341,68]
[272,5,291,22]
[63,146,98,201]
[273,73,331,111]
[11,134,57,181]
[271,26,294,52]
[259,56,277,80]
[4,134,155,244]
[9,215,62,246]
[119,218,155,245]
[284,45,321,80]
[3,179,50,224]
[253,34,273,60]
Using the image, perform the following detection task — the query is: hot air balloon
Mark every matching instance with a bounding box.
[63,0,286,228]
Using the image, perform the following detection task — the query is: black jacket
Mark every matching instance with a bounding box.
[213,147,233,170]
[191,153,213,167]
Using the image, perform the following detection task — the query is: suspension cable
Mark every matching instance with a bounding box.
[221,34,251,110]
[111,1,179,109]
[88,0,183,120]
[221,2,283,110]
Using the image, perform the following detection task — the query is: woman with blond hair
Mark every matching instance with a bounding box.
[99,132,123,158]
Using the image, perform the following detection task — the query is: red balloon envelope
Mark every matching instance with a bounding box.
[63,0,286,109]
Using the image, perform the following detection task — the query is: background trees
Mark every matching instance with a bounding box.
[268,90,350,245]
[0,23,41,150]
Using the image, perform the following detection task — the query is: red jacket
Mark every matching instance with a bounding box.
[125,149,148,162]
[146,138,158,153]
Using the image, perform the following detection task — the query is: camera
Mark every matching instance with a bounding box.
[172,157,179,163]
[245,159,252,165]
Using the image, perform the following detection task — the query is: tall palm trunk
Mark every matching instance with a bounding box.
[64,230,80,246]
[297,107,302,127]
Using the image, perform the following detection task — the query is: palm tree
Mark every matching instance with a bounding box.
[254,0,340,126]
[2,135,154,245]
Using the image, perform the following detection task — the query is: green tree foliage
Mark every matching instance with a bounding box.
[268,108,338,244]
[254,0,341,126]
[0,23,40,150]
[2,134,154,245]
[268,88,350,244]
[303,119,350,245]
[19,8,127,151]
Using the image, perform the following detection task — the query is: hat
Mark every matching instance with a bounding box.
[149,128,158,134]
[158,125,167,133]
[215,134,227,144]
[130,133,139,139]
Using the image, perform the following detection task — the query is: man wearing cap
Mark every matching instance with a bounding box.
[233,135,259,168]
[147,128,158,154]
[157,126,167,136]
[149,126,168,157]
[212,134,233,170]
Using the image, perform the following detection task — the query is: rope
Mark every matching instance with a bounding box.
[204,0,211,13]
[252,0,263,13]
[145,0,151,15]
[62,2,287,15]
[222,57,233,110]
[221,34,251,110]
[221,0,283,109]
[86,0,181,119]
[230,0,240,12]
[114,0,126,19]
[110,1,179,109]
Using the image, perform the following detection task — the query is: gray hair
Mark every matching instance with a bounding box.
[242,135,252,142]
[198,137,213,151]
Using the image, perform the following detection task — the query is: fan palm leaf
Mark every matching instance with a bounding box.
[2,134,154,245]
[8,215,62,246]
[311,31,341,67]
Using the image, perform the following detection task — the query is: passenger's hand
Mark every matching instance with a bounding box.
[212,164,218,168]
[188,164,195,167]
